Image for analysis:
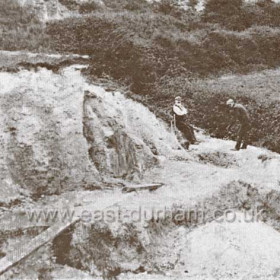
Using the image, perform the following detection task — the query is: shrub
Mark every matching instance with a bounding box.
[58,0,79,10]
[203,0,280,31]
[0,0,49,51]
[46,10,280,152]
[79,2,98,14]
[157,0,176,14]
[204,0,243,15]
[102,0,149,11]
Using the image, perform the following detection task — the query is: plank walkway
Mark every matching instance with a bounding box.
[0,182,163,276]
[0,218,79,276]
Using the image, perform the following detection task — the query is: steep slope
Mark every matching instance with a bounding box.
[0,52,183,198]
[0,64,98,196]
[17,0,68,21]
[1,52,280,279]
[52,137,280,279]
[147,0,280,12]
[16,0,105,21]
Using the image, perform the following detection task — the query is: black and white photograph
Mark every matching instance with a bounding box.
[0,0,280,279]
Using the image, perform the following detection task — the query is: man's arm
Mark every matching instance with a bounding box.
[227,112,235,131]
[169,107,176,121]
[173,105,187,116]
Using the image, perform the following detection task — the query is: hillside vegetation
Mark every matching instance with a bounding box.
[0,0,50,51]
[1,0,280,152]
[46,0,280,152]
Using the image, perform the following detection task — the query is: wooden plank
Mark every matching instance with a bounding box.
[122,183,164,193]
[0,187,144,275]
[0,218,79,276]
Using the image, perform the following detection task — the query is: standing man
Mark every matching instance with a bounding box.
[173,96,197,149]
[226,99,251,151]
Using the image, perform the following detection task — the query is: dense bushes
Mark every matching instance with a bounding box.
[203,0,280,31]
[195,95,280,153]
[0,0,49,51]
[58,0,99,13]
[136,82,280,153]
[102,0,149,10]
[79,2,99,13]
[1,0,280,152]
[47,12,280,86]
[46,9,280,153]
[58,0,79,10]
[203,0,244,30]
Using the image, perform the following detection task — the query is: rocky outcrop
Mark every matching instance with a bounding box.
[0,65,99,195]
[16,0,105,21]
[17,0,68,21]
[0,59,179,196]
[83,90,157,181]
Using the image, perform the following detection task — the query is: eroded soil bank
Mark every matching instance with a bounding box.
[1,52,280,279]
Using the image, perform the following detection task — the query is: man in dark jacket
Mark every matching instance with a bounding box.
[226,99,251,150]
[173,96,196,149]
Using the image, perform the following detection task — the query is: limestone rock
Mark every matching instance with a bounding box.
[0,61,177,196]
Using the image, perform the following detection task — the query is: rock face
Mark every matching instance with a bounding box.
[0,65,99,195]
[0,62,179,196]
[81,83,181,182]
[83,91,157,181]
[17,0,67,21]
[16,0,105,21]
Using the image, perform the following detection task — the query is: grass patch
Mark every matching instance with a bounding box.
[0,0,50,51]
